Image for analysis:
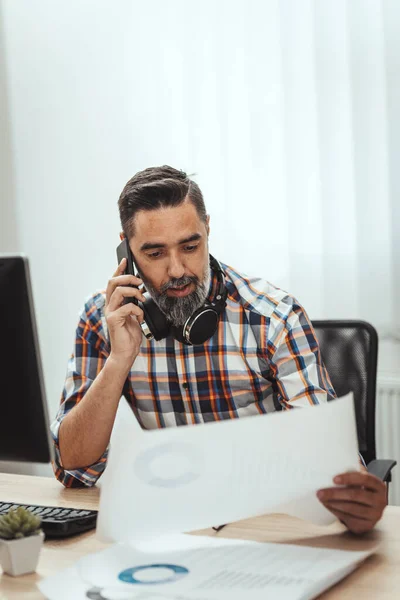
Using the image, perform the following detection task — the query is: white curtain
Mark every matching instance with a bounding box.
[135,0,398,332]
[135,0,400,360]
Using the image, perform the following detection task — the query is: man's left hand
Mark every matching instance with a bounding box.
[317,471,387,534]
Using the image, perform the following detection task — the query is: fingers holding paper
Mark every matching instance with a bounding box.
[317,471,387,534]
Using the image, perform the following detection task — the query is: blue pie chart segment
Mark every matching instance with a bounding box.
[118,563,189,585]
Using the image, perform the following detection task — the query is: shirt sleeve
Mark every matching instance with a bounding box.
[50,293,111,487]
[269,299,337,408]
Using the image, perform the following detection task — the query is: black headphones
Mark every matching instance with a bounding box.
[117,240,227,345]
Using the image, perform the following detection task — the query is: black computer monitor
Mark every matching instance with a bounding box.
[0,255,52,463]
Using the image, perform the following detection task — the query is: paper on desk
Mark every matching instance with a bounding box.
[97,394,360,543]
[38,533,376,600]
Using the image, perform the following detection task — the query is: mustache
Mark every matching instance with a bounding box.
[160,275,199,294]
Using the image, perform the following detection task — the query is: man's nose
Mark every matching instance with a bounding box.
[167,254,185,280]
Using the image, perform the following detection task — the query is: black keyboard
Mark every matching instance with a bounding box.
[0,501,98,538]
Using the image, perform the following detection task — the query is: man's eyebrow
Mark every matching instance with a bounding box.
[179,233,202,245]
[140,233,202,252]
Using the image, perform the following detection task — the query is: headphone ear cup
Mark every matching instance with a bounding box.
[141,295,170,341]
[180,306,220,345]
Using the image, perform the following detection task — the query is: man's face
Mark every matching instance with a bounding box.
[128,200,211,327]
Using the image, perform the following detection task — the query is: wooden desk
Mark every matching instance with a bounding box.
[0,473,399,599]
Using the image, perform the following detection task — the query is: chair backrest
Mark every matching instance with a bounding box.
[311,320,378,465]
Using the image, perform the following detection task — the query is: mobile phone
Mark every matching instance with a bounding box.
[116,238,139,305]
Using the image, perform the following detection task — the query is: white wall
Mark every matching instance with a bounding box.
[0,4,18,253]
[0,0,399,476]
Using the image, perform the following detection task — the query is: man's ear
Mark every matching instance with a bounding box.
[119,232,125,241]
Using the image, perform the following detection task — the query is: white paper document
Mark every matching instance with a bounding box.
[97,394,360,543]
[39,533,375,600]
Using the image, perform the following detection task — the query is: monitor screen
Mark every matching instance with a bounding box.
[0,255,52,463]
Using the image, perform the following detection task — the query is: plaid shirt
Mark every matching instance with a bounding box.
[51,262,336,487]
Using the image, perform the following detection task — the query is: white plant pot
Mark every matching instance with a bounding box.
[0,531,44,576]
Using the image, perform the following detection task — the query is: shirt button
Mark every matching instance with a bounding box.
[182,382,189,389]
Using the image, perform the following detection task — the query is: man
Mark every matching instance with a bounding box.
[51,165,387,534]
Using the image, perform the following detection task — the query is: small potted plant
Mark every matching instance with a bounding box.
[0,507,44,576]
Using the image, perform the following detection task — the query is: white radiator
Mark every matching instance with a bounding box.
[376,374,400,505]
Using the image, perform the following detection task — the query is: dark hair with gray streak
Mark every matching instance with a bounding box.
[118,165,207,238]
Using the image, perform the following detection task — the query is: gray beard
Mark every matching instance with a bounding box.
[142,263,211,327]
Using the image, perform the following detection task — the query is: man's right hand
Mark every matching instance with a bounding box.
[58,258,146,471]
[105,258,146,368]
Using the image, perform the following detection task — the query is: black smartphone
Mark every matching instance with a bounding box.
[116,238,139,305]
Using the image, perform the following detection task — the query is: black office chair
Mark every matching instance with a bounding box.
[312,320,396,484]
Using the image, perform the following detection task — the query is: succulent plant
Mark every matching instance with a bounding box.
[0,507,42,540]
